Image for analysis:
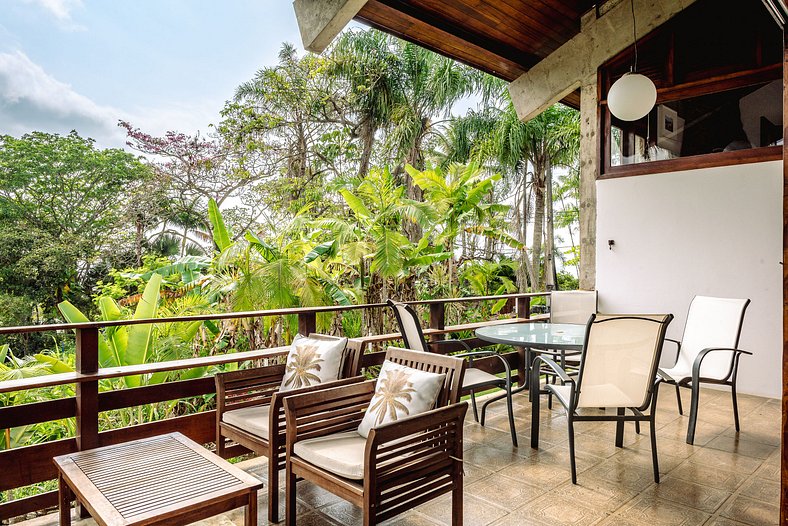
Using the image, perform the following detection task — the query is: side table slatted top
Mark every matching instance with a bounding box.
[53,432,262,526]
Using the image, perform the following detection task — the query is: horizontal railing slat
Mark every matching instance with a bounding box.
[0,490,59,521]
[98,377,216,412]
[0,397,76,428]
[0,438,77,492]
[0,293,547,335]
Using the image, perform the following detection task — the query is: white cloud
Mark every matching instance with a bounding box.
[0,50,222,149]
[0,50,125,145]
[21,0,85,30]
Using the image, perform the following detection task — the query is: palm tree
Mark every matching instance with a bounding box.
[327,29,401,178]
[406,163,504,291]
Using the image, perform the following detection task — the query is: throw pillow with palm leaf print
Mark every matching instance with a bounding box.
[280,335,348,392]
[357,360,446,438]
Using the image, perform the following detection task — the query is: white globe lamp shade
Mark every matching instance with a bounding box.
[607,72,657,121]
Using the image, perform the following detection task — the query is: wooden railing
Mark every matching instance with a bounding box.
[0,293,547,521]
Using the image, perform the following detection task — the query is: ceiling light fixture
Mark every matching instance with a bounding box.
[607,0,657,121]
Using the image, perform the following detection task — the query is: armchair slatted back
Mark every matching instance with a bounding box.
[387,300,429,352]
[550,290,598,324]
[676,296,750,380]
[575,314,673,410]
[384,347,465,405]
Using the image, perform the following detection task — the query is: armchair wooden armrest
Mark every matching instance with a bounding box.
[366,402,468,524]
[284,380,377,446]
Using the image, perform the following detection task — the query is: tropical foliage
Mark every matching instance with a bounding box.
[0,28,582,506]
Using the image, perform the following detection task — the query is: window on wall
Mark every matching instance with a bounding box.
[600,0,783,178]
[611,80,783,167]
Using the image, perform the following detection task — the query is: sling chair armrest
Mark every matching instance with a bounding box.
[530,355,573,402]
[657,368,676,383]
[692,347,752,381]
[533,355,573,383]
[284,380,377,446]
[454,351,513,380]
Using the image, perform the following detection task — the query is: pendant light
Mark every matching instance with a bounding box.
[607,0,656,121]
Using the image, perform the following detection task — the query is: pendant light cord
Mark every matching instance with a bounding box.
[631,0,638,73]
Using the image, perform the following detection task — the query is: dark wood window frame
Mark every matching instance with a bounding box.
[599,63,783,180]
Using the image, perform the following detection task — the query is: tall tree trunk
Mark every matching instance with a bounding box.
[358,119,375,178]
[531,158,546,291]
[544,160,556,290]
[135,213,144,266]
[402,134,425,242]
[515,168,537,292]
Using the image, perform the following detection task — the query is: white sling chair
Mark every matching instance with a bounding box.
[531,313,673,484]
[659,296,751,444]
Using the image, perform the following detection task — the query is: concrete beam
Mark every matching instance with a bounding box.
[293,0,368,53]
[578,75,598,290]
[508,0,697,122]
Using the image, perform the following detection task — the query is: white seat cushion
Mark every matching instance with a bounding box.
[462,368,502,389]
[293,431,366,480]
[222,405,271,438]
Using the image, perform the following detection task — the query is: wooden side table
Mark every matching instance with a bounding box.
[53,432,262,526]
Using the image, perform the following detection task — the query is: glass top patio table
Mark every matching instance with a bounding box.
[475,322,586,351]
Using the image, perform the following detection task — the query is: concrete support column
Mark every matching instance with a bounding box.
[579,75,598,290]
[293,0,367,53]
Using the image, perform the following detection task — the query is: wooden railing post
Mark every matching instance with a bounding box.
[75,327,99,518]
[298,312,317,336]
[516,296,531,320]
[428,302,445,343]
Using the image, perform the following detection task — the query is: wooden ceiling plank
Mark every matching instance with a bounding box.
[373,0,543,69]
[494,0,582,40]
[354,6,524,80]
[412,0,570,54]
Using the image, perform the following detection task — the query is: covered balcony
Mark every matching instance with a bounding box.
[1,0,785,524]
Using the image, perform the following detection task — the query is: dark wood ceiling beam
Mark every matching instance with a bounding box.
[374,0,543,69]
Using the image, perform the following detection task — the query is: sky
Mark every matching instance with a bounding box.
[0,0,315,148]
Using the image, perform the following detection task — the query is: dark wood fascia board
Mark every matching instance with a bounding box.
[598,146,781,180]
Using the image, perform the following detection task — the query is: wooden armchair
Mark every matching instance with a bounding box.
[214,334,363,523]
[283,347,467,526]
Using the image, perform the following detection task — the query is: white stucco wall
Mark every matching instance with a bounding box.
[596,160,782,398]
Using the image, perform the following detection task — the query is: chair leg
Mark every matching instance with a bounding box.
[635,419,641,435]
[650,416,660,483]
[268,456,279,523]
[285,464,297,526]
[470,390,480,423]
[675,383,683,415]
[731,383,741,432]
[451,476,463,526]
[686,382,701,445]
[615,408,625,448]
[530,374,541,449]
[568,418,577,484]
[506,384,518,447]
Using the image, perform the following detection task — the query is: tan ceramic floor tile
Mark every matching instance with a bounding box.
[719,494,780,525]
[549,477,639,512]
[604,494,711,525]
[581,458,658,492]
[703,516,751,526]
[687,446,764,475]
[416,493,508,526]
[737,476,780,505]
[704,435,778,460]
[380,512,444,526]
[642,476,731,513]
[465,473,547,510]
[505,492,609,526]
[463,444,523,471]
[669,460,749,492]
